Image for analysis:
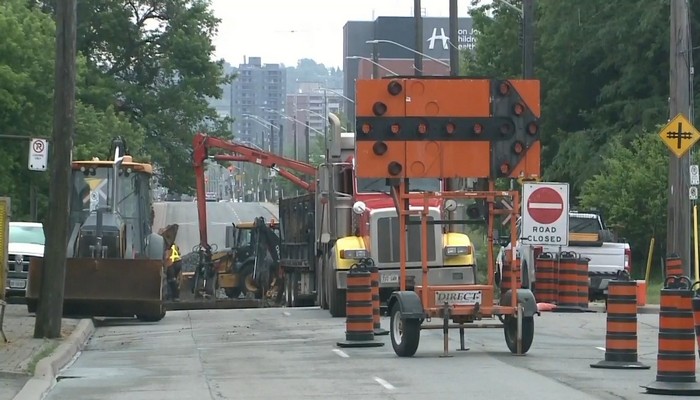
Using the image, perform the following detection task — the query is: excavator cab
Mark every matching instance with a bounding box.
[26,138,167,321]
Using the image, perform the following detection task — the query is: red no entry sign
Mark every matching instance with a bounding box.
[526,186,564,224]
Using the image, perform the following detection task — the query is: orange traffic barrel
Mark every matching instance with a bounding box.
[369,263,388,336]
[665,255,684,279]
[590,277,648,369]
[692,281,700,360]
[643,276,700,395]
[534,252,558,304]
[554,252,589,312]
[500,250,521,296]
[576,256,591,308]
[337,261,384,348]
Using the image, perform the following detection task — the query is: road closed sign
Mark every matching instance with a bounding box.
[521,182,569,246]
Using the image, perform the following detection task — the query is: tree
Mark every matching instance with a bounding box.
[0,0,59,219]
[578,132,669,275]
[39,0,233,195]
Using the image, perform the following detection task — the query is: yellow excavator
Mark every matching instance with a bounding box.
[26,138,167,321]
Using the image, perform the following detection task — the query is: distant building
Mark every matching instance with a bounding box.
[343,16,476,127]
[228,56,287,152]
[283,83,343,160]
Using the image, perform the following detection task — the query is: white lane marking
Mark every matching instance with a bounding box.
[332,349,349,358]
[529,202,563,209]
[373,377,395,390]
[595,346,606,351]
[283,311,291,316]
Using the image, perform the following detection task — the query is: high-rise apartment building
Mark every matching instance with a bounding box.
[229,56,287,152]
[284,83,343,161]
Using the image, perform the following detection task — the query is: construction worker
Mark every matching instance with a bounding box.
[166,243,182,301]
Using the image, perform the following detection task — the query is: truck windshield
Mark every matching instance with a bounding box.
[570,216,602,233]
[9,225,45,246]
[356,178,441,193]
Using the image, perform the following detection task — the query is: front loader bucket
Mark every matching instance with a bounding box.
[26,257,166,321]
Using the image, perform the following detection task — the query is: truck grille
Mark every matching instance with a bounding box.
[376,216,437,263]
[7,254,29,280]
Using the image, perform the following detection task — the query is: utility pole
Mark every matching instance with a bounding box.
[413,0,422,76]
[667,0,693,276]
[34,0,77,339]
[371,42,379,79]
[449,0,459,77]
[522,0,536,78]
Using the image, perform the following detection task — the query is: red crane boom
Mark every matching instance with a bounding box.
[192,132,316,252]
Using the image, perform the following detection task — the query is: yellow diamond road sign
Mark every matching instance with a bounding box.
[659,113,700,158]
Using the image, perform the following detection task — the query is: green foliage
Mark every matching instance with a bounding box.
[578,133,668,259]
[39,0,232,195]
[0,0,56,218]
[464,0,700,259]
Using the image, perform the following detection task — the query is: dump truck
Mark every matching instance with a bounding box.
[279,115,479,317]
[26,138,167,321]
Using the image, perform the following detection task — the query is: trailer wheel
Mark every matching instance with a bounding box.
[390,304,420,357]
[503,315,534,354]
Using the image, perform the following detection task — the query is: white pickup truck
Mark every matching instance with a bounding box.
[497,211,631,301]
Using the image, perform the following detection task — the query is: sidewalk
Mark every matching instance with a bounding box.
[0,302,79,400]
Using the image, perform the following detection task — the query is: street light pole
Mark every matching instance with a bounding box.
[414,0,423,76]
[346,56,399,76]
[449,0,459,77]
[522,0,536,78]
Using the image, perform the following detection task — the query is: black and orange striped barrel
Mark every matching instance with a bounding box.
[655,279,696,384]
[500,250,521,295]
[557,252,587,308]
[576,256,590,308]
[534,252,558,303]
[369,264,387,335]
[692,281,700,359]
[665,255,684,279]
[344,266,374,342]
[604,280,639,362]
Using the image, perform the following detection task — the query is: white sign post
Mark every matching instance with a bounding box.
[28,138,48,171]
[691,164,700,186]
[521,182,569,246]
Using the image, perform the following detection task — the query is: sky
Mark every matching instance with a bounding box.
[210,0,481,69]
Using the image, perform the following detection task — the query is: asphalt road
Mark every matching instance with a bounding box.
[152,201,278,254]
[43,309,685,400]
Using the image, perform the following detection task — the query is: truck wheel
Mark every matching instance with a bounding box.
[137,306,166,322]
[285,272,299,307]
[327,267,346,318]
[390,304,421,357]
[503,315,534,354]
[317,254,328,310]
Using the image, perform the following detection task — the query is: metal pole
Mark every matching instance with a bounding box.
[522,0,536,78]
[414,0,422,76]
[449,0,459,76]
[229,80,234,137]
[372,42,379,78]
[305,122,310,164]
[667,0,692,276]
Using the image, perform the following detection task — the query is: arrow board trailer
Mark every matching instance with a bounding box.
[521,183,569,246]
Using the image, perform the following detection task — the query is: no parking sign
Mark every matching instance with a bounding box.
[521,182,569,246]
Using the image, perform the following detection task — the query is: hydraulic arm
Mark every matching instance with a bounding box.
[191,132,316,285]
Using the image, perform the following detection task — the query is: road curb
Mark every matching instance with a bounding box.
[586,304,660,314]
[12,319,95,400]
